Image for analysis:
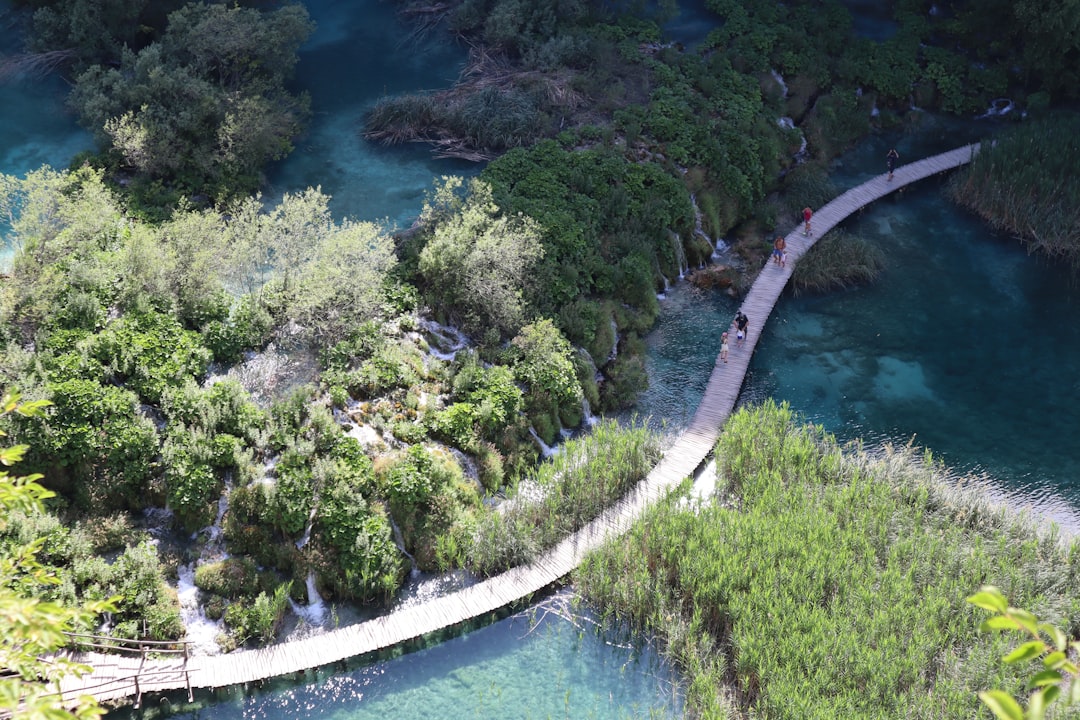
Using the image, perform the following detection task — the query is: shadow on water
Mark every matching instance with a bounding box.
[264,0,480,225]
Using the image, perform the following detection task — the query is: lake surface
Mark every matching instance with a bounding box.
[0,0,94,271]
[110,593,683,720]
[263,0,479,226]
[640,117,1080,530]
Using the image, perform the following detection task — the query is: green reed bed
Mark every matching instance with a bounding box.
[792,229,885,296]
[465,419,660,576]
[947,115,1080,267]
[576,400,1080,719]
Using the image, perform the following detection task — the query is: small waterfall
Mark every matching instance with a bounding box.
[582,397,598,428]
[449,447,480,483]
[175,478,234,654]
[177,563,224,655]
[657,273,670,300]
[977,98,1013,119]
[770,69,788,97]
[141,506,175,538]
[606,319,620,364]
[670,232,688,279]
[419,318,470,361]
[528,427,559,458]
[689,193,713,248]
[288,571,327,627]
[197,476,232,552]
[389,516,419,577]
[295,505,318,550]
[777,118,807,164]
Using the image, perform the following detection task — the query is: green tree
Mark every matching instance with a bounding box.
[509,319,583,435]
[0,390,115,720]
[67,2,313,203]
[418,178,544,339]
[288,219,397,344]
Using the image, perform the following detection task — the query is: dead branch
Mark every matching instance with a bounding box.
[0,49,77,83]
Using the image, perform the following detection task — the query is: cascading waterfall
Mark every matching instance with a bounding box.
[770,68,788,97]
[607,319,620,364]
[175,477,234,654]
[978,98,1013,119]
[581,397,598,428]
[177,563,225,655]
[294,504,318,550]
[669,231,688,279]
[419,317,470,361]
[528,427,559,458]
[389,515,419,577]
[689,193,714,249]
[287,571,327,627]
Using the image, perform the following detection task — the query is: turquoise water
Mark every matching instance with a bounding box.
[264,0,479,225]
[0,0,94,270]
[112,594,683,720]
[639,120,1080,529]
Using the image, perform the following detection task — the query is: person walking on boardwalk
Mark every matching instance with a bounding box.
[734,311,748,346]
[772,236,786,266]
[802,206,813,236]
[719,332,729,363]
[886,148,899,180]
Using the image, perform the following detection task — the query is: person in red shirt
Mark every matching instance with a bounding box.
[802,206,812,236]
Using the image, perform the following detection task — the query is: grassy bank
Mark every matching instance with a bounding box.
[947,115,1080,268]
[460,419,660,576]
[576,401,1080,719]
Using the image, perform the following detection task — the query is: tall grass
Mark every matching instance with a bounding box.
[576,400,1080,719]
[947,115,1080,267]
[466,419,660,576]
[792,228,885,296]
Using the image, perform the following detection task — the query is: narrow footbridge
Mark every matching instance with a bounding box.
[57,143,980,707]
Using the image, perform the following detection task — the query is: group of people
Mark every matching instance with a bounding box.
[719,311,749,364]
[767,149,900,271]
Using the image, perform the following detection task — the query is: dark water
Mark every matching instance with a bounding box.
[264,0,479,225]
[111,595,683,720]
[0,0,94,270]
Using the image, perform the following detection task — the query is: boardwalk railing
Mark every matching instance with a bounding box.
[57,143,980,706]
[53,633,194,709]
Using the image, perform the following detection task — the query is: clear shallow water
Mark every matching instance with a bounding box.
[636,121,1080,529]
[110,594,683,720]
[742,179,1080,524]
[0,0,94,270]
[628,282,739,433]
[264,0,479,225]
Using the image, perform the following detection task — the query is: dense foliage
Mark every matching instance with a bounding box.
[0,392,115,720]
[576,401,1080,718]
[16,0,313,213]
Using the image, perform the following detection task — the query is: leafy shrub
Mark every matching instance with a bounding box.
[223,582,292,646]
[194,557,261,600]
[87,309,212,404]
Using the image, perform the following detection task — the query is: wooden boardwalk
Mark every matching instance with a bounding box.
[57,143,979,707]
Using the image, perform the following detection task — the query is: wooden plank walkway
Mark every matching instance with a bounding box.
[57,143,979,707]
